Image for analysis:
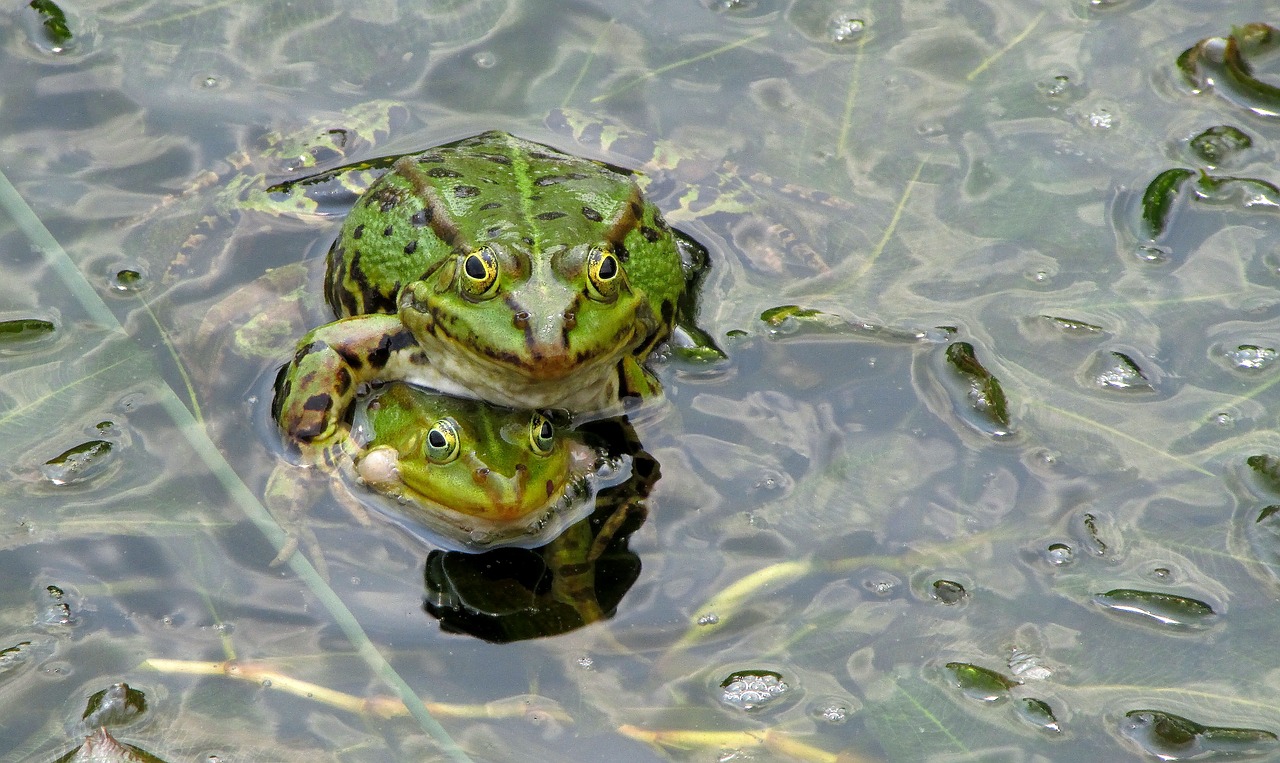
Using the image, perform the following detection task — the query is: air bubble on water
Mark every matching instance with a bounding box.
[473,50,496,69]
[1226,344,1276,370]
[719,670,789,711]
[864,577,897,596]
[577,655,594,669]
[1036,74,1072,99]
[203,77,218,88]
[1007,648,1053,681]
[827,15,865,43]
[809,698,851,724]
[1046,543,1074,566]
[1133,243,1170,263]
[1212,411,1235,426]
[1085,108,1115,129]
[697,613,720,626]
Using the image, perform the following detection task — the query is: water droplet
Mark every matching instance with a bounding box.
[1121,709,1278,759]
[1085,108,1115,129]
[202,76,218,88]
[864,577,898,596]
[945,662,1015,702]
[112,268,146,292]
[1189,125,1252,166]
[1046,543,1074,566]
[697,613,720,626]
[1134,243,1171,263]
[931,579,967,604]
[809,697,852,724]
[1226,344,1277,370]
[576,655,594,669]
[1212,411,1235,426]
[41,439,113,486]
[719,670,789,711]
[1036,74,1073,99]
[1090,351,1152,391]
[1093,588,1217,629]
[473,50,496,69]
[1016,697,1062,733]
[1007,648,1053,681]
[82,682,147,727]
[827,15,865,43]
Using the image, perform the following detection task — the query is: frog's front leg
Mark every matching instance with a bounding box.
[272,314,429,448]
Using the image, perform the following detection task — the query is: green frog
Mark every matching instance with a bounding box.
[350,381,600,549]
[273,130,690,448]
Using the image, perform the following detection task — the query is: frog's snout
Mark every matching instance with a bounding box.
[467,454,533,519]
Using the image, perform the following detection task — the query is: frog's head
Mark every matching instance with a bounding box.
[354,384,589,524]
[399,238,660,385]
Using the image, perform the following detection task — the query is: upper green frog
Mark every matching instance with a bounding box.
[351,382,598,548]
[275,130,687,447]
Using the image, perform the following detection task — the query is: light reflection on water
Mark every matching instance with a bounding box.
[3,0,1280,760]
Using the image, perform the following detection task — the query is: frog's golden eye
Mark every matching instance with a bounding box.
[529,413,555,456]
[423,418,460,463]
[460,246,499,300]
[585,245,621,302]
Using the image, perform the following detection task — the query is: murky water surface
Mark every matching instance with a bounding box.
[4,0,1280,760]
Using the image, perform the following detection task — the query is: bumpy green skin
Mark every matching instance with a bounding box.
[354,383,590,527]
[276,130,684,446]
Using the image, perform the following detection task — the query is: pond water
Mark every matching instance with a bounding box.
[4,0,1280,760]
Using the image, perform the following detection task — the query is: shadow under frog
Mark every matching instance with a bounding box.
[419,417,657,643]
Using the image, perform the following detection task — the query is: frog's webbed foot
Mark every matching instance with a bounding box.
[272,314,413,447]
[264,464,332,581]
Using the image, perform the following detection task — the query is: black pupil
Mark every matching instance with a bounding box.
[428,429,448,449]
[464,254,488,280]
[597,254,617,280]
[538,420,553,440]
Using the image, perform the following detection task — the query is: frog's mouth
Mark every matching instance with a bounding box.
[353,444,599,551]
[401,286,656,406]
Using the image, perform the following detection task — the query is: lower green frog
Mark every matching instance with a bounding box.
[350,382,601,549]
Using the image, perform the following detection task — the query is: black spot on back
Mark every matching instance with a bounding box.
[368,329,418,370]
[535,211,567,221]
[335,368,352,396]
[482,153,512,165]
[302,393,333,413]
[383,225,394,237]
[404,240,418,254]
[535,175,565,187]
[353,224,364,239]
[479,202,503,210]
[582,206,602,222]
[417,153,445,163]
[640,226,660,242]
[411,207,432,226]
[614,241,631,262]
[455,186,480,198]
[427,167,462,178]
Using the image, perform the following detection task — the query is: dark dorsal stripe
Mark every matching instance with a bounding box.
[393,155,461,249]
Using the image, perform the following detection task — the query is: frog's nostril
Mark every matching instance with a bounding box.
[514,311,531,328]
[562,310,577,329]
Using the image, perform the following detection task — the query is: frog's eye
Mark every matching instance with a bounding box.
[423,418,460,463]
[528,413,555,456]
[459,246,499,300]
[585,245,621,302]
